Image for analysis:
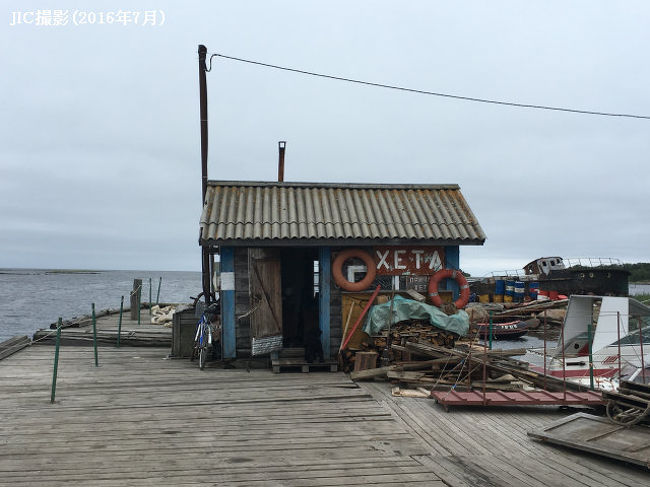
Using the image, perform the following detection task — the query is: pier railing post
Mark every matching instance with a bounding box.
[639,317,646,384]
[617,311,621,383]
[92,303,98,367]
[543,310,547,391]
[561,321,566,401]
[156,277,162,305]
[50,318,62,403]
[149,277,152,316]
[482,329,487,405]
[117,296,124,348]
[488,312,493,350]
[587,319,594,390]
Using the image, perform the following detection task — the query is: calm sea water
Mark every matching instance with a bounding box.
[0,269,201,343]
[630,283,650,296]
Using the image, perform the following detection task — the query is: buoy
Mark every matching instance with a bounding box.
[428,269,470,309]
[332,249,377,292]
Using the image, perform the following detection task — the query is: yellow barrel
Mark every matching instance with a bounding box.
[479,294,490,303]
[493,294,504,303]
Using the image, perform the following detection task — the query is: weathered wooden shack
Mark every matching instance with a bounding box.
[199,180,485,361]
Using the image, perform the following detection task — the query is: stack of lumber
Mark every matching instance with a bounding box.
[338,321,458,373]
[373,321,458,348]
[491,299,568,325]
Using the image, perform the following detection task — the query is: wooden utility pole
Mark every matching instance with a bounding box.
[198,44,212,304]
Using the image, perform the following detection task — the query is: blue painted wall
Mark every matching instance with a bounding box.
[444,245,460,299]
[318,247,331,358]
[220,247,236,359]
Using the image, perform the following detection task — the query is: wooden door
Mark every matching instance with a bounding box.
[249,248,283,354]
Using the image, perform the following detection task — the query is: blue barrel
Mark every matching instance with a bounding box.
[514,281,525,302]
[529,282,539,299]
[495,279,506,296]
[505,280,515,297]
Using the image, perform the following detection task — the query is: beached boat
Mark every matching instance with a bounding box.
[525,295,650,390]
[470,256,630,302]
[476,320,531,339]
[523,257,630,297]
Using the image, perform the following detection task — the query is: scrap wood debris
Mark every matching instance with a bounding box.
[338,320,460,373]
[348,337,588,399]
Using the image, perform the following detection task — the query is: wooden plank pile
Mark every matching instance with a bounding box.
[338,321,459,373]
[349,338,589,398]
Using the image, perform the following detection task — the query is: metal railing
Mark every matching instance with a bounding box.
[564,257,623,268]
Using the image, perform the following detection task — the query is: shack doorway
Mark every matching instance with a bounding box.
[280,248,320,351]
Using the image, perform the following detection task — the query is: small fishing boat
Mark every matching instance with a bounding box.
[476,320,530,339]
[525,295,650,391]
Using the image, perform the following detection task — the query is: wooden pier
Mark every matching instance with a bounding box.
[32,308,172,347]
[1,343,648,486]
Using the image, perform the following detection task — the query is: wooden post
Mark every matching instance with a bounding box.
[92,303,98,367]
[130,279,142,320]
[50,318,62,403]
[117,296,124,348]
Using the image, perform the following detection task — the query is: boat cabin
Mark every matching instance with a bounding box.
[524,257,566,276]
[556,295,650,359]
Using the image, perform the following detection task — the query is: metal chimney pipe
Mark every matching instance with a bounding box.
[278,141,286,182]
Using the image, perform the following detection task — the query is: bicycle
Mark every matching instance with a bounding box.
[191,302,220,370]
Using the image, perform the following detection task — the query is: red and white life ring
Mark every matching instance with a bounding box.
[428,268,470,309]
[332,249,377,292]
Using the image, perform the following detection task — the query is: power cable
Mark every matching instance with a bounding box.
[208,52,650,120]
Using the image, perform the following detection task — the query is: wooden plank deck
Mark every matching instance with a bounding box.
[2,344,649,486]
[0,345,443,486]
[528,412,650,468]
[32,310,172,347]
[361,382,650,487]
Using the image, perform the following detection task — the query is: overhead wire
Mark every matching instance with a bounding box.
[207,52,650,120]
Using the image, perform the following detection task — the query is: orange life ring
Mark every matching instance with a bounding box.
[428,268,470,309]
[332,249,377,292]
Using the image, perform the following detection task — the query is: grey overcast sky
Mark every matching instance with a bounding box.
[1,1,649,275]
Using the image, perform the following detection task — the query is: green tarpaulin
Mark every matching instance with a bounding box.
[362,295,470,336]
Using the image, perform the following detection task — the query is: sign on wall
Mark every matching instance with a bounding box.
[373,246,445,275]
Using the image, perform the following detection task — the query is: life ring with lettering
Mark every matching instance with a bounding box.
[332,249,377,292]
[428,269,470,309]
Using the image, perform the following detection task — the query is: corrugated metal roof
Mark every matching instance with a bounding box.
[200,181,486,246]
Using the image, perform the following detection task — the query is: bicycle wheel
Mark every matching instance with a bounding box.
[198,345,207,370]
[198,323,209,370]
[190,322,202,362]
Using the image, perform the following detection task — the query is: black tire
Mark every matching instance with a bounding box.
[199,346,207,370]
